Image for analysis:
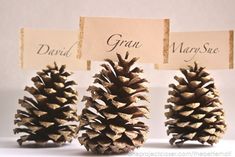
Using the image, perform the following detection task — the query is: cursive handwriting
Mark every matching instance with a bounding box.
[170,42,219,62]
[106,34,142,52]
[36,41,77,57]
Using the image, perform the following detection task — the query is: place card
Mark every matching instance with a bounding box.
[159,31,234,69]
[78,16,169,65]
[20,28,87,70]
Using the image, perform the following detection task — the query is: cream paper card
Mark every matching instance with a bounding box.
[20,28,87,70]
[160,31,234,69]
[78,17,169,65]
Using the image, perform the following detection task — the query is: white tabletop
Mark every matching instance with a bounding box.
[0,138,234,157]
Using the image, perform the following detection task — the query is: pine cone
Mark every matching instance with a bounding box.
[78,52,149,154]
[165,62,226,146]
[14,63,79,146]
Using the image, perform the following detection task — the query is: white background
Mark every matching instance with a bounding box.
[0,0,235,141]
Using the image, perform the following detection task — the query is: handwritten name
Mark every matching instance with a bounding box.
[170,42,219,62]
[106,34,142,52]
[36,41,77,57]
